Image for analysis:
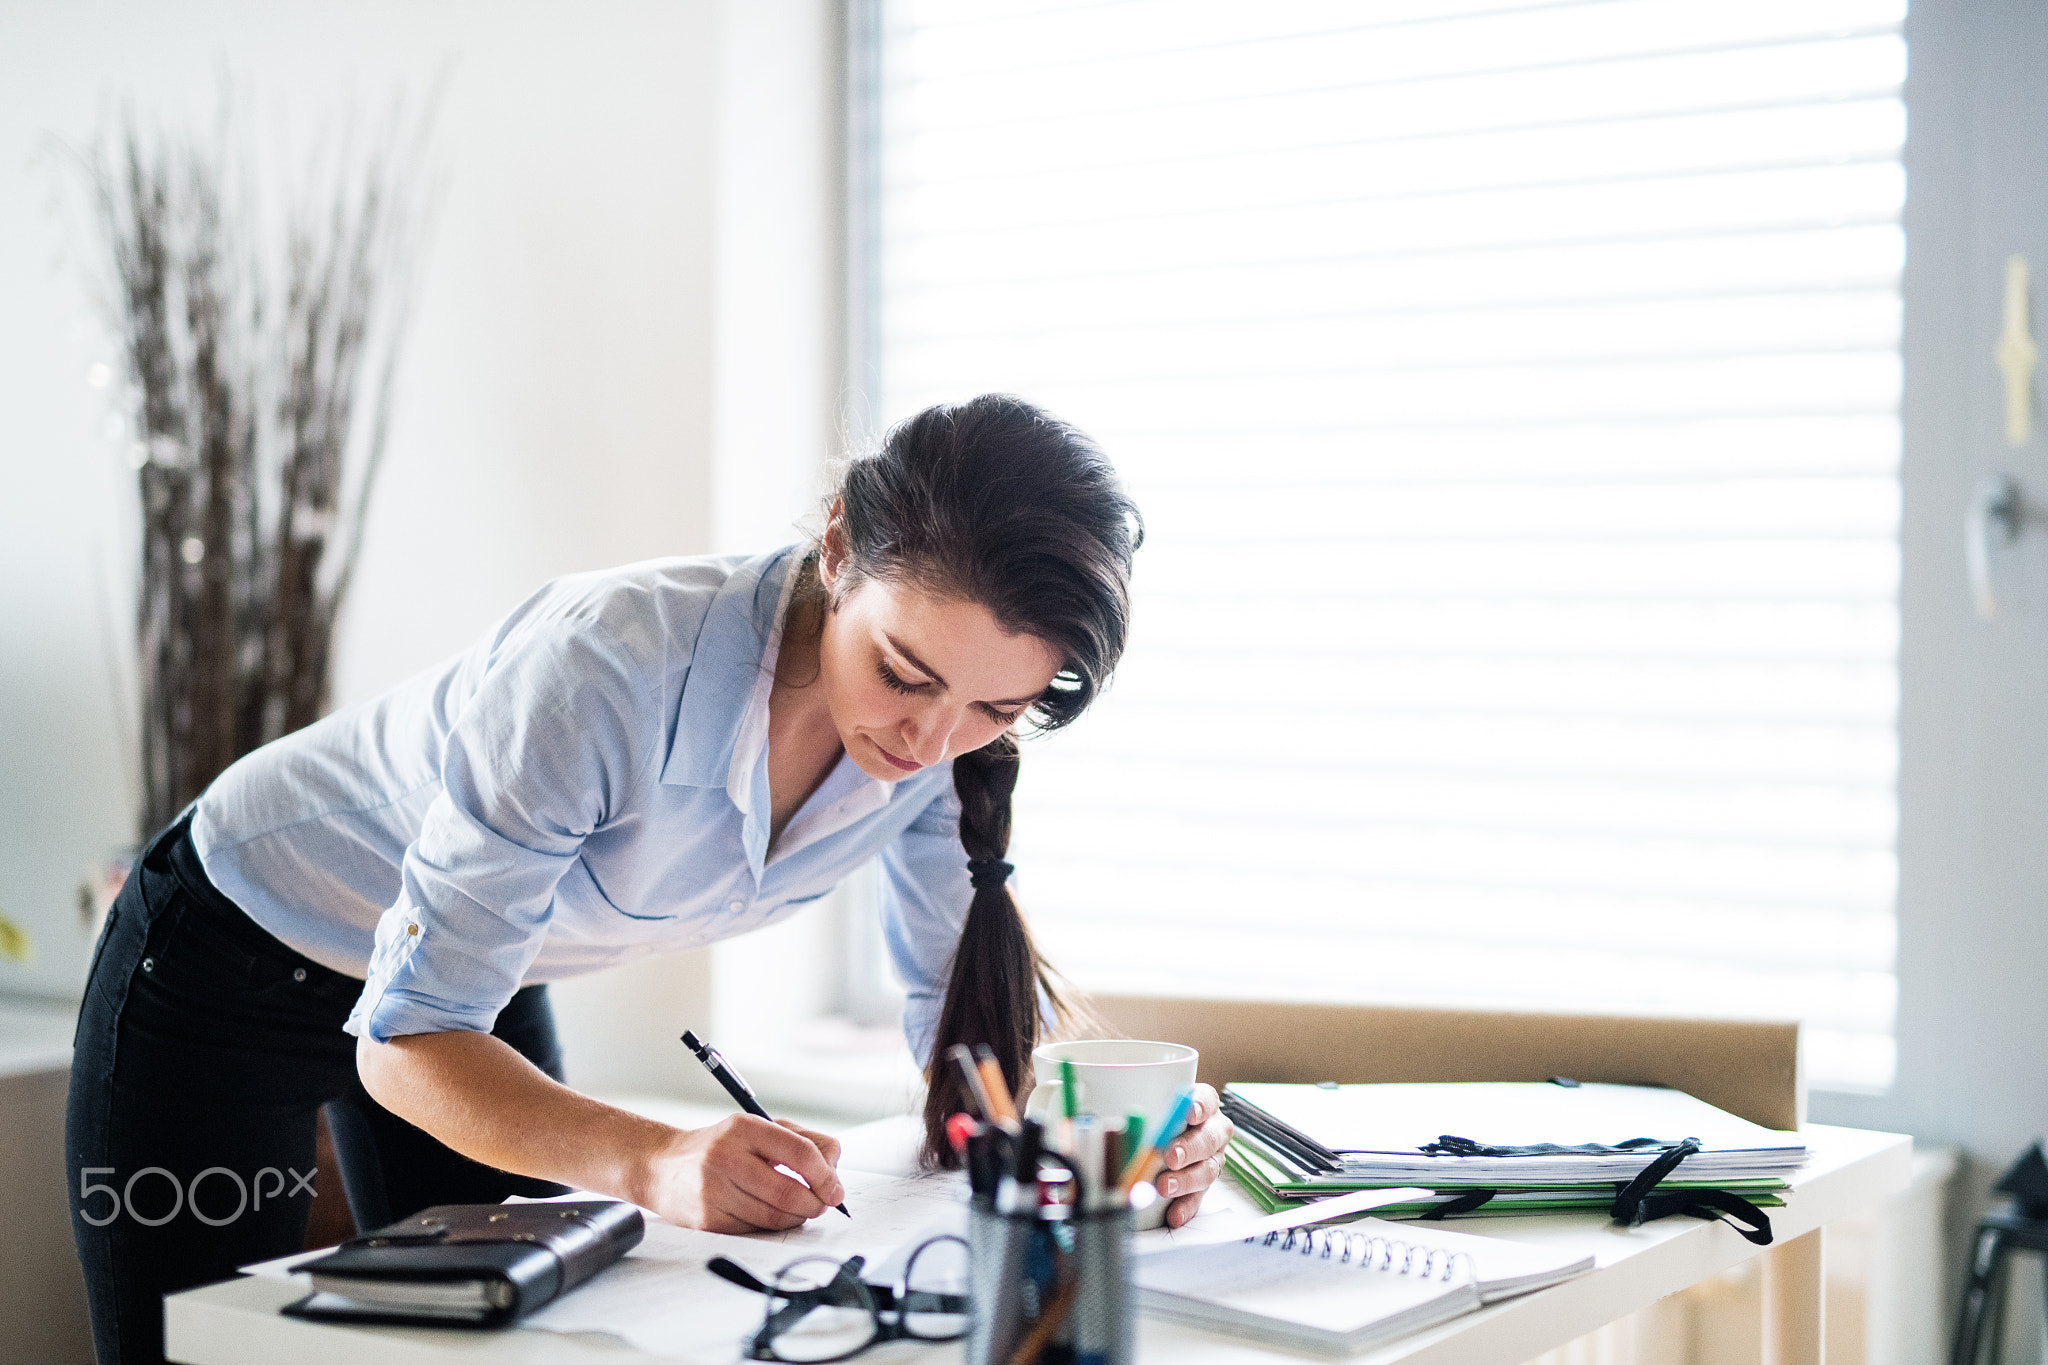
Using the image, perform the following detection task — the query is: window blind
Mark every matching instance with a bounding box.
[866,0,1904,1091]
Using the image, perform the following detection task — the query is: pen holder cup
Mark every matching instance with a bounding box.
[966,1199,1134,1365]
[967,1201,1034,1365]
[1072,1204,1136,1365]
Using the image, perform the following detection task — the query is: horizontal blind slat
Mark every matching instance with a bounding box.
[895,2,1902,108]
[888,36,1903,166]
[886,228,1905,326]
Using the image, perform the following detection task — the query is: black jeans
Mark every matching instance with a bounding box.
[67,812,569,1365]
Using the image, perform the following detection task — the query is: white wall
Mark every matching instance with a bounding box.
[709,0,843,555]
[1806,0,2048,1334]
[0,0,724,1002]
[560,0,847,1099]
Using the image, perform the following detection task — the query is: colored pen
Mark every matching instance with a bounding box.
[1101,1129,1124,1212]
[971,1121,1016,1200]
[1005,1275,1079,1365]
[947,1042,997,1122]
[973,1043,1021,1126]
[1071,1115,1103,1211]
[997,1118,1042,1214]
[680,1029,850,1218]
[1059,1057,1078,1151]
[1121,1086,1197,1195]
[946,1111,980,1161]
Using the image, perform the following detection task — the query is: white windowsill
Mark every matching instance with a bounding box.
[726,1016,927,1122]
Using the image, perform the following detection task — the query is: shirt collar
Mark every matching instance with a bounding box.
[724,560,802,816]
[660,545,802,791]
[659,544,922,872]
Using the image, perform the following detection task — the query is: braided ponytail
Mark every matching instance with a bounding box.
[919,733,1069,1164]
[823,394,1141,1167]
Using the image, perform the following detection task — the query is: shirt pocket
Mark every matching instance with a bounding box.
[758,889,830,922]
[578,860,676,921]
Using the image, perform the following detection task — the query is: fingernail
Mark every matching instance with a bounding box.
[1164,1175,1178,1196]
[1172,1144,1184,1164]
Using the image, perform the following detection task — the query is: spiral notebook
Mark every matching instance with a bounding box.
[1134,1221,1591,1355]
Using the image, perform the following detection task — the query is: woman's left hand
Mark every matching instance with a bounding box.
[1155,1083,1234,1229]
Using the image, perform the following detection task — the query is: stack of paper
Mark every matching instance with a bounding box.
[1223,1082,1805,1219]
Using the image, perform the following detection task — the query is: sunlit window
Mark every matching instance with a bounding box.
[866,0,1905,1091]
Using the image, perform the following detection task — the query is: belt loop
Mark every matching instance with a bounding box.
[139,804,198,872]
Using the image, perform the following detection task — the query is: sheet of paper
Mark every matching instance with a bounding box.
[520,1168,969,1359]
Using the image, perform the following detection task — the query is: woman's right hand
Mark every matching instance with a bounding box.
[642,1115,847,1233]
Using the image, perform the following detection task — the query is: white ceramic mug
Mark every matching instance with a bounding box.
[1022,1038,1199,1229]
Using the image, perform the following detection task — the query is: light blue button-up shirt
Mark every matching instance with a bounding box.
[192,546,981,1062]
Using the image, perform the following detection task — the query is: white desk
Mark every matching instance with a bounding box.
[165,1123,1909,1365]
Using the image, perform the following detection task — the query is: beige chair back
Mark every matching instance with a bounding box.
[1081,995,1802,1131]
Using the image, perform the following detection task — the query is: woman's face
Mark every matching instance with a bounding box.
[816,564,1061,783]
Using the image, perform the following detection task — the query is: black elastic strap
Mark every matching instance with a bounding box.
[708,1256,774,1295]
[1608,1137,1774,1246]
[1622,1188,1776,1245]
[1421,1135,1676,1158]
[966,859,1014,890]
[1417,1189,1497,1220]
[1610,1136,1703,1211]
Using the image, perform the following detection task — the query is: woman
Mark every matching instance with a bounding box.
[68,394,1233,1365]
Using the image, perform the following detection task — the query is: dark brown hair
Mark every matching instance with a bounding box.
[824,394,1141,1166]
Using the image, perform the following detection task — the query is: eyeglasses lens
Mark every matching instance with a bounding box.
[763,1258,878,1363]
[900,1235,970,1341]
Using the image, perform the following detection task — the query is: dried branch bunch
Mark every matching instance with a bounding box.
[87,101,433,841]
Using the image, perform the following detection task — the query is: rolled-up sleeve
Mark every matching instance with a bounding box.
[345,619,655,1042]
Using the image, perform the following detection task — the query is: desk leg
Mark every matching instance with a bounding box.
[1763,1228,1825,1365]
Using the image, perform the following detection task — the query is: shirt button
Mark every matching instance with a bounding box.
[141,957,155,973]
[293,967,308,983]
[727,899,745,913]
[406,923,419,936]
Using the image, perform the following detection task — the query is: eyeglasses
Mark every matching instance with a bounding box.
[708,1234,971,1363]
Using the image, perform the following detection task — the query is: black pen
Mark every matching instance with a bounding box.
[680,1029,850,1218]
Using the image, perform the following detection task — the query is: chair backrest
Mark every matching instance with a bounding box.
[1081,995,1803,1131]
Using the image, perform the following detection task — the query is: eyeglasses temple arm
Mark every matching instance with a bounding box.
[708,1256,776,1296]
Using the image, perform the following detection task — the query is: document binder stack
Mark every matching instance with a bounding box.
[1221,1081,1806,1225]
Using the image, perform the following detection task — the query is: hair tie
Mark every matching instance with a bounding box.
[966,858,1014,890]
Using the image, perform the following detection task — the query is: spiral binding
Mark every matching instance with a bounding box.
[1248,1227,1473,1283]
